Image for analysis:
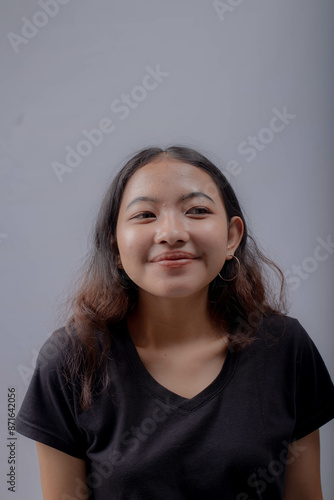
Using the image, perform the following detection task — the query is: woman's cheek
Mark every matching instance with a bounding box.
[119,228,139,251]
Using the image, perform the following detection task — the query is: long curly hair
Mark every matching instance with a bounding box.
[58,145,289,410]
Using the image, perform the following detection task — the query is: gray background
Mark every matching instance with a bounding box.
[1,0,333,498]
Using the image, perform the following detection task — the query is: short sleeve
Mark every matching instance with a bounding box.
[291,320,334,441]
[16,328,86,458]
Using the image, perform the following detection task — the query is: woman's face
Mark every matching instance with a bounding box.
[116,157,243,299]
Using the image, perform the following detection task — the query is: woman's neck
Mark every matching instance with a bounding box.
[127,289,226,349]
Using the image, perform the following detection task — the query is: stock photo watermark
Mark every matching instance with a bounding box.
[17,329,59,386]
[17,348,49,387]
[51,64,170,183]
[285,235,334,292]
[236,439,307,499]
[213,0,246,22]
[237,106,296,162]
[218,105,296,184]
[7,0,72,54]
[6,388,17,492]
[0,234,8,245]
[60,397,175,499]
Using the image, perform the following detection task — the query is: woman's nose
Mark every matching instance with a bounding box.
[154,212,189,245]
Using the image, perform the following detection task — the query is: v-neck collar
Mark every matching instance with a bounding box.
[117,319,238,412]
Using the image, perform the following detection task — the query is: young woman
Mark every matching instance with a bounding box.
[16,146,334,499]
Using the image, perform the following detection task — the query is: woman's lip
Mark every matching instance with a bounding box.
[153,258,196,269]
[150,252,198,262]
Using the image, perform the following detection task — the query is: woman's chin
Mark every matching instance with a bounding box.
[139,284,210,300]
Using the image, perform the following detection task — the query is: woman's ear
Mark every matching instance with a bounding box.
[227,216,244,255]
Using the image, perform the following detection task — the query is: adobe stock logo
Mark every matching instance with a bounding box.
[285,235,334,292]
[210,105,297,186]
[237,107,296,162]
[7,0,72,54]
[0,234,8,245]
[60,398,175,498]
[52,64,169,183]
[236,439,307,499]
[213,0,245,22]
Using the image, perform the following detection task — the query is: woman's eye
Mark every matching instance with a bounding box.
[187,207,211,215]
[131,212,156,220]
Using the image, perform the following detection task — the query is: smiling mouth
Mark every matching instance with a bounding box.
[155,258,196,268]
[151,252,198,262]
[150,252,198,269]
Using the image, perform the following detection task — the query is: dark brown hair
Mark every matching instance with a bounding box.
[58,145,288,409]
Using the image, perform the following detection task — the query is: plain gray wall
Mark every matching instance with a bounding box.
[1,0,333,498]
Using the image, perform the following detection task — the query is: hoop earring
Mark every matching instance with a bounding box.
[218,255,240,282]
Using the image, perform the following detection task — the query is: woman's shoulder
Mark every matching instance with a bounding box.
[255,312,313,352]
[259,311,300,330]
[35,324,76,370]
[35,321,122,380]
[247,313,332,387]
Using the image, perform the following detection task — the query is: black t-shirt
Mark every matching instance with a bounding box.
[16,314,334,499]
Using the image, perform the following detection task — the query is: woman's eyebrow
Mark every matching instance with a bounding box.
[126,192,215,210]
[126,196,159,210]
[180,192,215,204]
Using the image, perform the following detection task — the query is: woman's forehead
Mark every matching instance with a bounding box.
[122,159,221,200]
